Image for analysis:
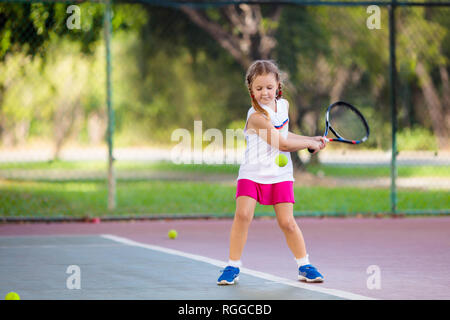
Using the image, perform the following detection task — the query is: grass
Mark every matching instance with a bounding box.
[1,160,448,218]
[306,164,449,178]
[0,179,448,218]
[0,160,240,174]
[0,160,448,178]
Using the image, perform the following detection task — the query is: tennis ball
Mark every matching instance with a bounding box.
[5,292,20,300]
[275,154,288,167]
[168,229,178,239]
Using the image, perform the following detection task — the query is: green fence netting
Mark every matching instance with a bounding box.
[0,1,448,221]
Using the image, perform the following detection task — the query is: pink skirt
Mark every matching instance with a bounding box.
[236,179,295,205]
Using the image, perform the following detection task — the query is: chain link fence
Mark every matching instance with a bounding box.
[0,0,448,221]
[395,4,449,213]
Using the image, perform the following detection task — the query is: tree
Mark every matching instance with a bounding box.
[180,4,282,69]
[0,2,145,157]
[177,4,325,169]
[397,7,449,149]
[0,2,105,154]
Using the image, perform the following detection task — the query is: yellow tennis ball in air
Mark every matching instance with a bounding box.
[5,292,20,300]
[275,154,288,167]
[168,229,178,239]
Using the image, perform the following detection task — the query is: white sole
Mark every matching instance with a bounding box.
[298,275,324,283]
[217,276,239,285]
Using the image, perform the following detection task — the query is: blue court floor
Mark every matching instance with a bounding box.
[0,235,346,300]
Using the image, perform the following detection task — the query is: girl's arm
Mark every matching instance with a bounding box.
[287,131,312,142]
[286,132,327,153]
[287,132,325,144]
[248,114,324,153]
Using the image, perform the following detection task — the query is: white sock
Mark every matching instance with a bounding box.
[227,259,242,268]
[295,254,310,267]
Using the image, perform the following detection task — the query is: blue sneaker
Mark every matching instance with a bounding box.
[217,266,240,285]
[298,264,324,283]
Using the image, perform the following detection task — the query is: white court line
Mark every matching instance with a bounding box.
[101,234,375,300]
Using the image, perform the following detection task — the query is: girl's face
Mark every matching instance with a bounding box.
[250,73,278,106]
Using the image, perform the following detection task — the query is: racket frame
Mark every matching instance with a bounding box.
[323,101,370,145]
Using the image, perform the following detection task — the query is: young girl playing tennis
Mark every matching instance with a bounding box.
[217,60,327,285]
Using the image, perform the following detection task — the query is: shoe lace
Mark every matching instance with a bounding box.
[220,266,238,273]
[301,265,317,271]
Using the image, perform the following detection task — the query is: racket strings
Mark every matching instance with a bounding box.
[328,104,368,141]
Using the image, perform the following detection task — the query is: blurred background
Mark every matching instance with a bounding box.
[0,0,448,220]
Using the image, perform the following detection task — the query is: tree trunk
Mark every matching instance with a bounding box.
[329,67,351,103]
[415,62,449,149]
[14,119,30,145]
[87,110,107,145]
[439,66,450,132]
[0,84,4,145]
[52,99,81,161]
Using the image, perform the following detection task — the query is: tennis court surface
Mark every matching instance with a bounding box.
[1,217,449,300]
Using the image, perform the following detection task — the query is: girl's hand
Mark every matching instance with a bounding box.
[307,139,323,154]
[312,136,327,150]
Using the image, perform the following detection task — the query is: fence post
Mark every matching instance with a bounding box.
[389,0,398,215]
[105,0,116,211]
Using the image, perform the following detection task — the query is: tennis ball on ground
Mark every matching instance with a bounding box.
[275,154,288,167]
[168,229,178,239]
[5,292,20,300]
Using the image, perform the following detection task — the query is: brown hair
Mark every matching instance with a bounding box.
[245,60,284,120]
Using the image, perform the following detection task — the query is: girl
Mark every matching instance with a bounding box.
[217,60,327,285]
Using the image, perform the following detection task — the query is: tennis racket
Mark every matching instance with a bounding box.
[308,101,369,153]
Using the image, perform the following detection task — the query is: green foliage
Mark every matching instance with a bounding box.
[0,2,448,219]
[397,127,438,151]
[0,38,106,145]
[0,2,147,61]
[112,20,247,145]
[0,3,448,151]
[227,120,246,131]
[398,7,448,68]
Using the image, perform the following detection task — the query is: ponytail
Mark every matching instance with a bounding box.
[249,89,270,120]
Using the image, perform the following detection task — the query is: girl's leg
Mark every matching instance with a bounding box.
[274,202,324,282]
[273,202,307,259]
[229,196,257,261]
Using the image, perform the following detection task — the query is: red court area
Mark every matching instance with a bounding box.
[1,216,449,300]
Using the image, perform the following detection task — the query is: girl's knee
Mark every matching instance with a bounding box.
[235,209,253,224]
[278,218,297,233]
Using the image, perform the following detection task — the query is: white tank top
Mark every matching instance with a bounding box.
[237,98,294,184]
